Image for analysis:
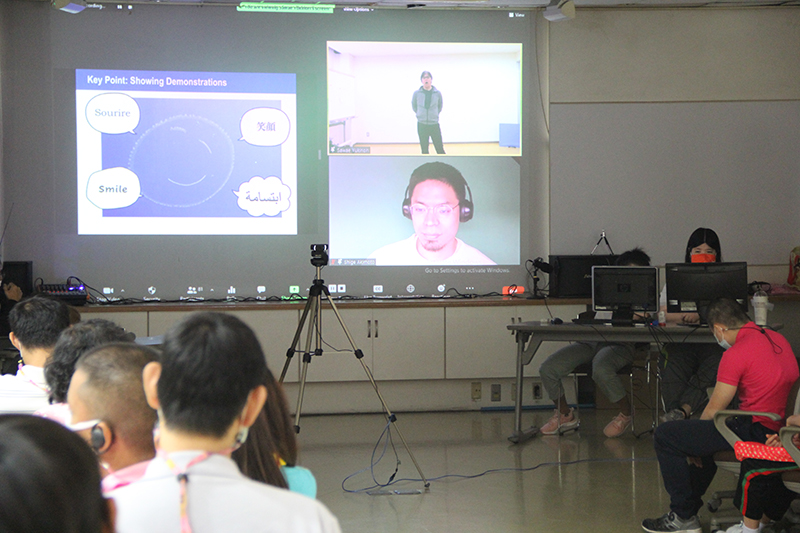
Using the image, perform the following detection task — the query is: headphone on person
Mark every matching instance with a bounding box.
[402,181,474,222]
[90,423,108,453]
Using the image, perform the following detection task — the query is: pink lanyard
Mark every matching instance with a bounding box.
[17,364,48,393]
[162,452,212,533]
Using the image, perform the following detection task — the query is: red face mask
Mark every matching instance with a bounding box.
[691,253,716,263]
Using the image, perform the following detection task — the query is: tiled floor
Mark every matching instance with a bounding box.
[296,409,737,533]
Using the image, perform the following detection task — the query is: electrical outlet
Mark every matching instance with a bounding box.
[491,384,501,402]
[471,382,482,400]
[533,383,542,400]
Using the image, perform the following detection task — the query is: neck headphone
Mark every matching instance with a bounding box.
[402,181,474,223]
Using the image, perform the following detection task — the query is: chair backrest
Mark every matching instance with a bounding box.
[786,377,800,419]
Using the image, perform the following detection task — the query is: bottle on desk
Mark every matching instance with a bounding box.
[658,310,666,327]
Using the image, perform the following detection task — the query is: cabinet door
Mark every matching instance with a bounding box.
[79,311,148,339]
[372,307,444,380]
[304,307,373,382]
[147,309,300,382]
[445,306,520,379]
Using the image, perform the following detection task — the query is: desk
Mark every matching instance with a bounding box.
[505,322,717,443]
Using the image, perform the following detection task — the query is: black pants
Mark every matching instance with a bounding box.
[659,343,724,414]
[735,458,798,521]
[417,122,444,154]
[653,418,770,519]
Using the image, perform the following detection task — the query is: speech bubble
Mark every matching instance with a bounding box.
[85,93,140,134]
[239,107,291,147]
[86,167,141,210]
[233,176,291,217]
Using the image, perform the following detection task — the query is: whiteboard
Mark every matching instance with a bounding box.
[549,101,800,266]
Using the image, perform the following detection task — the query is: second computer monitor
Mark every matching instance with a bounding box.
[665,261,748,319]
[592,266,660,314]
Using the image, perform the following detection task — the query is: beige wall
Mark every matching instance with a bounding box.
[549,8,800,103]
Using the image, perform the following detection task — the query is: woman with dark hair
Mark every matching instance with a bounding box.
[0,414,114,533]
[232,368,317,497]
[659,227,726,422]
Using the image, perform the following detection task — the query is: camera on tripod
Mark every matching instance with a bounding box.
[310,244,328,267]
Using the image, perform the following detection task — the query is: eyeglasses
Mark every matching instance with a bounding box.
[409,203,459,217]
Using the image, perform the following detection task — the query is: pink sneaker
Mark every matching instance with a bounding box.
[603,412,632,438]
[539,408,578,435]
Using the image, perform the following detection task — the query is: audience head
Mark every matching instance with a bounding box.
[8,295,70,352]
[232,367,297,489]
[684,227,722,263]
[45,318,136,404]
[68,343,158,466]
[706,298,750,331]
[615,247,651,267]
[146,312,268,441]
[0,414,113,533]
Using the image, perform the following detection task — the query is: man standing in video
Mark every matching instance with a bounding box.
[412,71,445,155]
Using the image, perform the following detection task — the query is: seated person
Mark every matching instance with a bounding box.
[0,296,70,414]
[369,162,495,266]
[66,342,159,493]
[642,298,799,533]
[538,247,652,438]
[38,318,135,424]
[233,367,317,498]
[110,312,341,533]
[660,227,725,422]
[721,413,800,533]
[0,414,115,533]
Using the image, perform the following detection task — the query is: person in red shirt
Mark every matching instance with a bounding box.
[642,298,799,533]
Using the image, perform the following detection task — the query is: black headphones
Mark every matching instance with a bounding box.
[90,424,106,452]
[402,182,474,222]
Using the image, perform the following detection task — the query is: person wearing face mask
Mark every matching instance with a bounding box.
[642,298,798,533]
[659,227,727,422]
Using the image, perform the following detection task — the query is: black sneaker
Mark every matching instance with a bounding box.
[642,512,702,533]
[659,408,688,424]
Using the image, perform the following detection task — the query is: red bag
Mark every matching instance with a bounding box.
[734,441,794,463]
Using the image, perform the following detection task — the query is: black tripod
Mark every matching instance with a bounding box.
[279,246,429,487]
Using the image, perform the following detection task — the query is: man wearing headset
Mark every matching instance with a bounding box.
[369,162,495,266]
[66,342,159,494]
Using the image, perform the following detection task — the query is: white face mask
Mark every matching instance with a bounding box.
[714,326,732,350]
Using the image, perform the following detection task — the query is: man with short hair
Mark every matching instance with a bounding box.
[0,296,70,414]
[642,298,799,533]
[412,70,445,154]
[369,161,495,266]
[67,342,159,493]
[110,312,341,533]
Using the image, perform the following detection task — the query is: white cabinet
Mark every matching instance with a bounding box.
[304,306,445,382]
[77,311,148,339]
[148,309,300,382]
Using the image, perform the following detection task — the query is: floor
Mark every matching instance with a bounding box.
[296,408,738,533]
[348,142,521,156]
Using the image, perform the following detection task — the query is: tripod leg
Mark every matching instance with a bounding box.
[280,295,316,384]
[293,296,319,433]
[324,293,429,487]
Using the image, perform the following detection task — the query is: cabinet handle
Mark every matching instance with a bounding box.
[374,320,379,338]
[367,319,372,338]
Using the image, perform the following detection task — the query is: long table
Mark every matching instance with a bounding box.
[505,321,718,443]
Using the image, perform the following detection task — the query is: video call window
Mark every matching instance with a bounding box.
[327,42,522,157]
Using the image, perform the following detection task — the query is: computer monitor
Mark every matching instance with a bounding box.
[665,262,748,320]
[592,266,659,318]
[548,254,617,298]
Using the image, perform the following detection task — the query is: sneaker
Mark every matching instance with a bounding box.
[723,522,743,533]
[659,408,688,423]
[539,408,578,435]
[604,412,633,438]
[642,512,702,533]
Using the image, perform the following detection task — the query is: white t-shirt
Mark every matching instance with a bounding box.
[369,235,495,266]
[111,451,341,533]
[0,365,49,415]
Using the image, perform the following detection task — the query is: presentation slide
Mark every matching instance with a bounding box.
[76,69,297,235]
